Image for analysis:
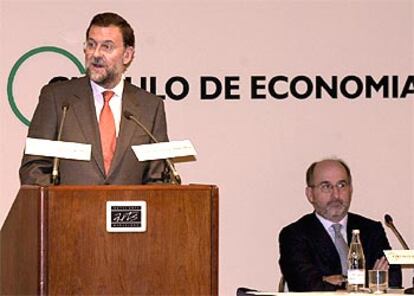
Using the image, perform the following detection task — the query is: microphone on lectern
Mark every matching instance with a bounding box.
[123,111,181,185]
[51,103,70,185]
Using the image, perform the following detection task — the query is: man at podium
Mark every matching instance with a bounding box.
[19,12,169,185]
[278,158,401,291]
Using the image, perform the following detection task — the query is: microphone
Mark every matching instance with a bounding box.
[123,111,181,184]
[51,103,70,185]
[384,214,410,250]
[384,214,414,294]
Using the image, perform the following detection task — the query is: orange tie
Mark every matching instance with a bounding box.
[99,91,116,175]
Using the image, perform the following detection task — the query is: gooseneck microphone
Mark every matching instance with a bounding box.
[51,103,70,185]
[384,214,410,250]
[123,111,182,185]
[384,214,414,294]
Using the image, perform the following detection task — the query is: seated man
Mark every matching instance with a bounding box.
[278,158,401,291]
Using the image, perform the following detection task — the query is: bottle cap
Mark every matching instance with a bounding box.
[352,229,360,234]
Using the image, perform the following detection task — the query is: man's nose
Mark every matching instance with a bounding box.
[92,45,104,57]
[331,185,341,198]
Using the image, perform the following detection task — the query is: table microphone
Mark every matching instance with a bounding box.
[384,214,410,250]
[384,214,414,294]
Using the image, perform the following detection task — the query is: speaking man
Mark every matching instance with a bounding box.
[278,158,401,291]
[20,12,169,185]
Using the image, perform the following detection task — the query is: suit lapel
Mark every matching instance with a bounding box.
[70,77,105,176]
[346,213,356,243]
[107,82,142,176]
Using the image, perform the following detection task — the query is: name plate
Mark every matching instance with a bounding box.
[132,140,196,161]
[106,201,147,233]
[384,250,414,264]
[25,137,91,161]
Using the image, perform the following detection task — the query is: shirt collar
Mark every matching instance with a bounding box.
[315,212,348,231]
[90,77,124,98]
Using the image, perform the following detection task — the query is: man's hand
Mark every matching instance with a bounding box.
[322,274,347,286]
[373,256,389,270]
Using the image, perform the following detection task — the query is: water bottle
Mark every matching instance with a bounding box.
[347,229,365,292]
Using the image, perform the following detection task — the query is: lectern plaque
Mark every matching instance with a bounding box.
[106,201,147,232]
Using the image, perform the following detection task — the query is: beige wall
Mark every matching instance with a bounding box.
[1,0,413,294]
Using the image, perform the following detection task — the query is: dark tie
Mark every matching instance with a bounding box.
[99,91,116,175]
[332,223,349,275]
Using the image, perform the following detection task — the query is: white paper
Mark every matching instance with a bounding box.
[384,250,414,265]
[25,137,91,161]
[246,292,278,295]
[132,140,197,161]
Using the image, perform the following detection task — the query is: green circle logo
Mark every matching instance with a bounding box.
[7,46,85,126]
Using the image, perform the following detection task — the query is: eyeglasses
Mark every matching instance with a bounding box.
[84,40,117,54]
[309,180,350,193]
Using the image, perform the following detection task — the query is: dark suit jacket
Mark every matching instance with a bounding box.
[278,212,402,292]
[19,76,168,185]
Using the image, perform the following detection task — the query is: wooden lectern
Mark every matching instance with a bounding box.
[0,184,218,295]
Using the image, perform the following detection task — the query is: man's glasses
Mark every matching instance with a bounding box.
[309,180,350,193]
[84,40,117,54]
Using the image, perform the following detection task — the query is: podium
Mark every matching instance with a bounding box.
[0,184,218,295]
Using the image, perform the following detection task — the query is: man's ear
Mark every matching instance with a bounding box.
[123,46,135,65]
[305,187,314,204]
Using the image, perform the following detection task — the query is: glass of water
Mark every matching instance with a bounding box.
[368,270,388,294]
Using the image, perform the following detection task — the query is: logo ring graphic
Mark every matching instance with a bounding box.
[7,46,85,126]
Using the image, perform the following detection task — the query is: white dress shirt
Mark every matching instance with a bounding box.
[90,79,124,136]
[315,212,348,244]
